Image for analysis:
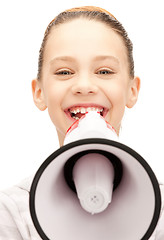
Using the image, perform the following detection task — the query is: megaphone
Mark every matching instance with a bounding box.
[30,112,161,240]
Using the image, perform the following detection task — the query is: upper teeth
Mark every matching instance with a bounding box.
[70,107,103,115]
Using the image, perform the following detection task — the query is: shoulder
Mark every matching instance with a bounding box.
[0,176,32,214]
[152,184,164,239]
[0,176,41,240]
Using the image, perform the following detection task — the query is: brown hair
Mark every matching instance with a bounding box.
[37,6,134,80]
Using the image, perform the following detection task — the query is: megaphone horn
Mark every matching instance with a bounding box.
[30,111,161,240]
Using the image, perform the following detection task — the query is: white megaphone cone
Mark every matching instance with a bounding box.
[30,111,161,240]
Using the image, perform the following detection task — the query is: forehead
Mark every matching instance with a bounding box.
[44,18,128,65]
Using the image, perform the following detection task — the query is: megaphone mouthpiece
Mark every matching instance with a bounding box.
[73,153,114,214]
[64,111,118,144]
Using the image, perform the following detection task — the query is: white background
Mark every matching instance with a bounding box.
[0,0,164,189]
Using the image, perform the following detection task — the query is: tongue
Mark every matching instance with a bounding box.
[75,113,85,118]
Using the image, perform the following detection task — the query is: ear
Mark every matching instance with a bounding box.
[126,76,141,108]
[31,79,47,111]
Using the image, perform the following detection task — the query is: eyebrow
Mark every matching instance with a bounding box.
[50,56,75,64]
[50,55,120,65]
[93,55,119,64]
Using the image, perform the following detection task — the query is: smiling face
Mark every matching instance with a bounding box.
[32,18,140,146]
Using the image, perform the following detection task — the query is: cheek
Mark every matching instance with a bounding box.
[43,84,63,119]
[106,82,128,106]
[44,81,64,106]
[46,92,59,111]
[43,81,71,130]
[105,82,128,129]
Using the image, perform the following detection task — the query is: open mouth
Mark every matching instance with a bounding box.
[65,106,107,120]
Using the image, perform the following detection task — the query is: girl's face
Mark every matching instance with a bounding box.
[32,19,140,146]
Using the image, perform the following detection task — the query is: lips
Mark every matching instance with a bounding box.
[64,104,108,120]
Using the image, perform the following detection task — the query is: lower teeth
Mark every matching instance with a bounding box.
[71,111,103,120]
[72,116,80,120]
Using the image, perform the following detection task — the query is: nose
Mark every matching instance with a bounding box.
[71,76,98,95]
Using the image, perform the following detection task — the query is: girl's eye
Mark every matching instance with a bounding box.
[55,70,73,75]
[97,69,114,75]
